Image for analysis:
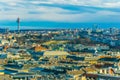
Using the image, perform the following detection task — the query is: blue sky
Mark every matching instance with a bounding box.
[0,0,120,29]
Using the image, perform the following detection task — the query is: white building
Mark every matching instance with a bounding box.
[43,51,69,56]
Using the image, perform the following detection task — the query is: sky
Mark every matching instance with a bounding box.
[0,0,120,29]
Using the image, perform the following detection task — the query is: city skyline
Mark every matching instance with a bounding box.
[0,1,120,80]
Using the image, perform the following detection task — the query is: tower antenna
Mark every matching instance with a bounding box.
[17,17,20,33]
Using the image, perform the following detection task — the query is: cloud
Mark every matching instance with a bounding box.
[0,0,120,23]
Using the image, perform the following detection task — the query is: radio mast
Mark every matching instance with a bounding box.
[17,17,20,33]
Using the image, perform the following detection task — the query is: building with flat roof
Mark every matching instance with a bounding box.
[43,51,69,56]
